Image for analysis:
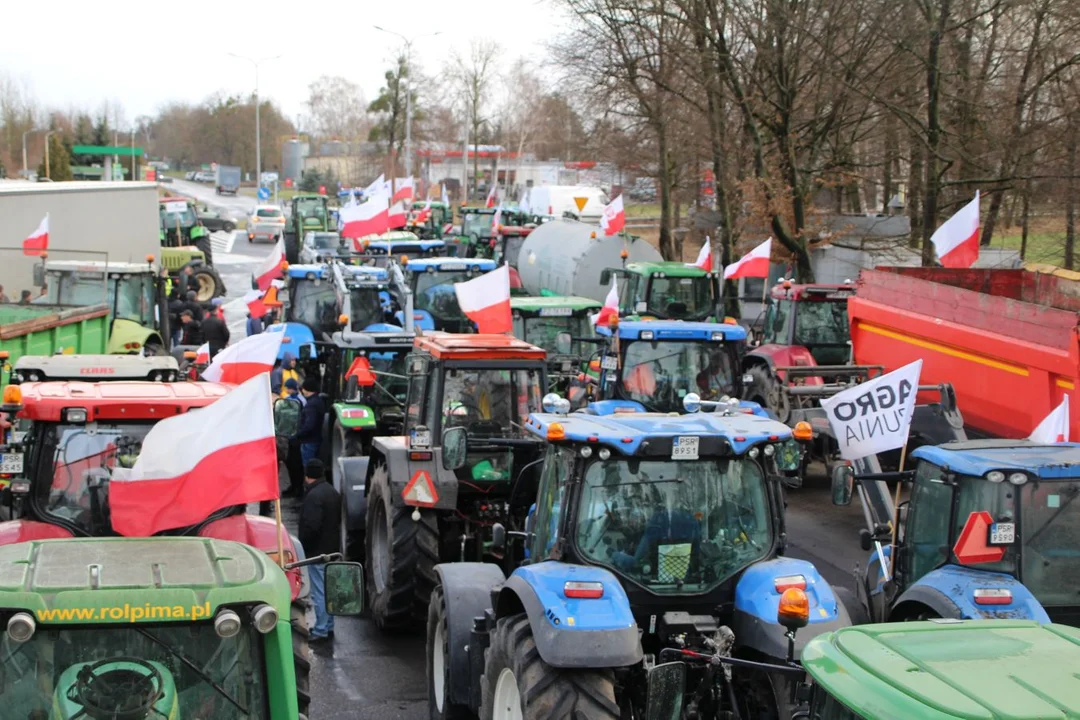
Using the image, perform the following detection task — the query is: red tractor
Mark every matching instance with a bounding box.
[0,381,314,716]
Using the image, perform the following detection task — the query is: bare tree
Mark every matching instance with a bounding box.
[449,39,501,200]
[305,75,371,141]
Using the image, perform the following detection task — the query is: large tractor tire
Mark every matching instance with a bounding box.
[193,235,215,267]
[332,424,366,561]
[365,463,439,632]
[480,613,618,720]
[186,263,226,301]
[427,585,470,719]
[291,602,312,717]
[284,230,300,265]
[745,365,790,424]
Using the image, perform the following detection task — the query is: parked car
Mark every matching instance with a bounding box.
[247,205,287,243]
[185,171,197,181]
[197,206,236,233]
[193,171,215,183]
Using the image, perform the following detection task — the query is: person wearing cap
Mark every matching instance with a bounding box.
[293,376,326,468]
[298,459,340,642]
[200,303,230,359]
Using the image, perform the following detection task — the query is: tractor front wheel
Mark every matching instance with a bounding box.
[427,585,470,719]
[480,613,618,720]
[291,602,312,717]
[332,424,366,561]
[745,365,790,424]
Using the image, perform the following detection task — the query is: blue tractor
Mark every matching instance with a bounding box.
[401,257,497,333]
[427,398,850,719]
[832,440,1080,627]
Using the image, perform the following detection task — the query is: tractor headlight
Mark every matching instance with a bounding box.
[252,604,278,634]
[214,609,242,638]
[749,447,760,459]
[7,613,35,643]
[598,448,611,460]
[580,446,593,458]
[1007,472,1028,486]
[763,444,775,457]
[987,471,1006,483]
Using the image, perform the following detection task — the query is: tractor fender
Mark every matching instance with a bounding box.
[108,318,160,355]
[435,562,506,707]
[337,456,369,534]
[333,402,377,431]
[891,565,1050,622]
[370,435,459,510]
[732,558,850,660]
[496,563,642,669]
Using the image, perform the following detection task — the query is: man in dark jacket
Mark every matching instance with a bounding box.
[200,310,230,358]
[293,377,326,468]
[182,290,204,321]
[178,311,202,346]
[298,459,340,641]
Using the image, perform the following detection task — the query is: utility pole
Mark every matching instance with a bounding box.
[228,53,283,188]
[44,131,55,180]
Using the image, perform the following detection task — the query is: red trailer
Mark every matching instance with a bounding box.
[848,266,1078,439]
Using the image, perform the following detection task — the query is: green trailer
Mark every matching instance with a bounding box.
[798,620,1080,719]
[0,303,109,381]
[0,537,362,720]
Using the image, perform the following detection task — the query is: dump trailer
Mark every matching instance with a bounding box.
[0,304,109,380]
[849,266,1078,439]
[515,218,662,302]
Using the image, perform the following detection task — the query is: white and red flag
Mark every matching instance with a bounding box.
[254,237,286,291]
[201,331,283,384]
[23,214,48,256]
[388,201,408,230]
[363,174,385,197]
[454,264,512,333]
[723,238,771,280]
[690,237,713,271]
[593,279,620,328]
[441,184,449,206]
[392,177,414,204]
[110,373,279,536]
[599,195,625,237]
[342,188,391,242]
[1030,396,1070,443]
[492,204,503,232]
[243,289,268,318]
[486,183,499,209]
[414,200,432,225]
[931,191,980,268]
[194,343,210,365]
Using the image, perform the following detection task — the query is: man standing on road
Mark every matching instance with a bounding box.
[294,377,326,468]
[178,310,202,346]
[298,459,340,643]
[201,307,230,358]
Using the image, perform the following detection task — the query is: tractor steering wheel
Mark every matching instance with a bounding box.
[71,657,163,720]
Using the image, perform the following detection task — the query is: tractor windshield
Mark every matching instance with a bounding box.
[35,422,156,535]
[441,367,544,437]
[45,270,110,308]
[619,340,738,412]
[414,271,472,329]
[646,276,713,320]
[463,212,494,239]
[575,458,772,593]
[114,274,157,326]
[347,287,387,331]
[0,623,268,718]
[1019,479,1080,608]
[295,197,327,224]
[520,315,594,356]
[160,206,197,229]
[357,349,411,409]
[288,278,339,335]
[778,299,850,365]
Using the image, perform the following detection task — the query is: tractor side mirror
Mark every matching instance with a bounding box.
[554,332,573,356]
[599,269,612,286]
[32,264,45,287]
[491,522,506,552]
[325,561,364,615]
[646,662,686,720]
[299,344,313,361]
[442,426,468,470]
[831,465,854,506]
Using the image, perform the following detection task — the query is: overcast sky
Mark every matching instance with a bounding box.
[1,0,562,126]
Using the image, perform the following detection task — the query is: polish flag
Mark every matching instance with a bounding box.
[599,195,625,237]
[1030,396,1070,443]
[388,201,408,230]
[110,373,279,536]
[364,174,385,196]
[932,191,980,268]
[392,177,414,204]
[414,200,432,225]
[593,279,620,327]
[454,264,511,333]
[23,214,48,256]
[202,332,284,384]
[723,238,772,280]
[254,237,286,291]
[492,204,503,232]
[244,288,268,318]
[342,188,391,241]
[486,184,499,209]
[690,237,713,271]
[194,343,210,364]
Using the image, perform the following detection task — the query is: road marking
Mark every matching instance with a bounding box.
[857,322,1030,377]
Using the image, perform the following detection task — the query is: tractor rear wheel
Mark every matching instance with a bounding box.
[291,602,312,717]
[185,263,225,301]
[284,231,300,264]
[427,585,470,719]
[480,613,618,720]
[745,365,790,424]
[365,463,436,632]
[332,424,366,561]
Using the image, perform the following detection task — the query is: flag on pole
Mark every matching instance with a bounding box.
[821,360,923,460]
[492,203,503,232]
[454,265,512,333]
[690,237,713,271]
[593,279,620,327]
[194,343,210,365]
[414,200,432,225]
[441,184,449,206]
[201,332,284,384]
[23,214,48,256]
[1030,396,1070,443]
[392,177,414,204]
[388,201,408,230]
[109,373,280,536]
[364,174,385,196]
[931,192,980,268]
[723,238,772,280]
[243,289,268,318]
[599,195,625,236]
[486,183,499,209]
[341,188,391,241]
[254,237,286,291]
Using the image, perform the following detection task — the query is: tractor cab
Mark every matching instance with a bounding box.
[407,200,452,239]
[284,193,332,263]
[510,296,601,392]
[590,320,760,417]
[757,282,854,366]
[833,439,1080,627]
[403,258,496,332]
[602,262,720,322]
[353,231,446,268]
[158,197,204,246]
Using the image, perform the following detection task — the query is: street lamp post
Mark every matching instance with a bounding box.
[22,128,42,179]
[374,26,441,181]
[43,131,55,180]
[228,53,283,188]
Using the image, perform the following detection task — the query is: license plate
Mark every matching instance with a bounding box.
[672,437,699,460]
[601,356,618,371]
[989,522,1015,545]
[0,454,24,474]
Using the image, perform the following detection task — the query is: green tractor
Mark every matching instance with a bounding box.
[448,205,531,258]
[157,198,226,300]
[406,200,452,239]
[510,295,601,393]
[0,537,363,719]
[284,193,332,265]
[601,261,720,321]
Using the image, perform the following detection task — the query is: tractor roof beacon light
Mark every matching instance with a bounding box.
[252,604,279,633]
[214,609,242,638]
[793,421,813,441]
[7,613,35,643]
[777,587,810,631]
[547,422,566,441]
[2,385,23,413]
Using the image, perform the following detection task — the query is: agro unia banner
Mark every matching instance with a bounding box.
[821,360,923,460]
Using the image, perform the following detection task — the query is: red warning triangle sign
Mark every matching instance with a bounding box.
[953,511,1006,565]
[402,469,439,508]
